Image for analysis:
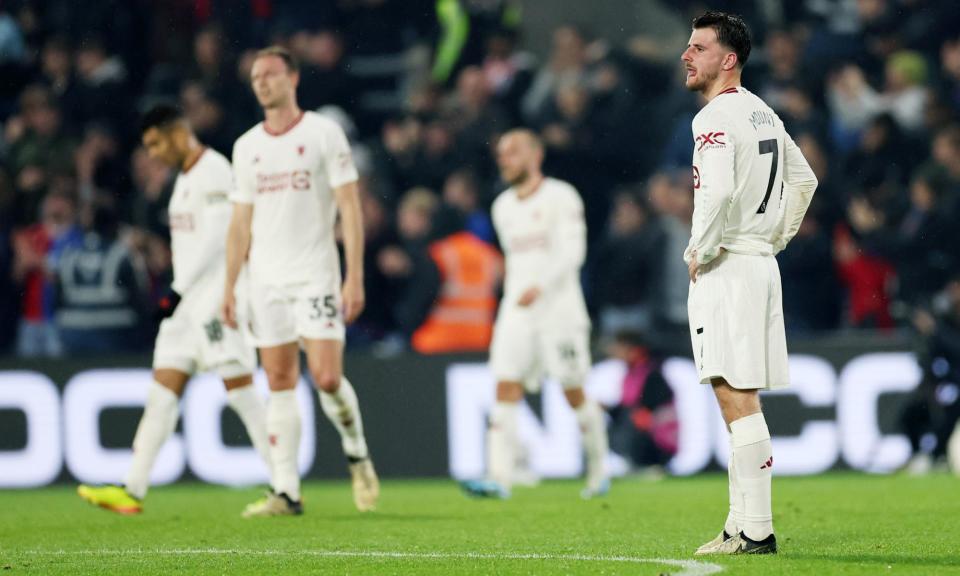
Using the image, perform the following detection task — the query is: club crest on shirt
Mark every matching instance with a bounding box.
[297,145,305,156]
[695,131,726,152]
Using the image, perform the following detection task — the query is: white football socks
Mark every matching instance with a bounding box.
[487,401,519,489]
[318,377,369,460]
[725,435,744,537]
[575,400,608,486]
[226,385,273,482]
[267,389,301,501]
[730,412,774,541]
[124,382,180,500]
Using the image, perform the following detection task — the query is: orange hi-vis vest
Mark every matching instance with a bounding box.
[412,232,502,354]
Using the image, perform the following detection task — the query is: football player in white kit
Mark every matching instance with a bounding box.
[461,129,609,500]
[77,105,272,515]
[223,46,378,516]
[681,13,818,554]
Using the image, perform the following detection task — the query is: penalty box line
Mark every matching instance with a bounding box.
[24,549,723,575]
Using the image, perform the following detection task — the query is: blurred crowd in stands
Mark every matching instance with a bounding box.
[2,0,960,361]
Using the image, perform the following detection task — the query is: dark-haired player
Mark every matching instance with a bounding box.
[681,12,818,554]
[78,105,272,515]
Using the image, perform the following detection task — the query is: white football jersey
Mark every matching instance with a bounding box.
[231,111,359,285]
[685,87,817,265]
[168,148,234,296]
[492,177,590,329]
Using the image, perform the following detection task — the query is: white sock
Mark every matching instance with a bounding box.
[226,385,273,483]
[730,412,774,541]
[124,382,180,500]
[318,377,369,460]
[487,401,518,489]
[575,400,608,485]
[267,389,301,501]
[724,438,744,536]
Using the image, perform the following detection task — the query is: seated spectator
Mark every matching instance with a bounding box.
[606,330,678,472]
[777,209,842,332]
[12,190,83,357]
[55,200,150,355]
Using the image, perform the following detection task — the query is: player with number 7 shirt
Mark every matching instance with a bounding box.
[681,11,818,555]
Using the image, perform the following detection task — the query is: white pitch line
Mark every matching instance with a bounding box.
[24,549,723,575]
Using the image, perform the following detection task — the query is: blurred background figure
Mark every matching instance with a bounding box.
[55,199,149,355]
[900,275,960,475]
[606,330,678,474]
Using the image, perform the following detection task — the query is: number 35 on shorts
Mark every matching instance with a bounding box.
[308,295,339,320]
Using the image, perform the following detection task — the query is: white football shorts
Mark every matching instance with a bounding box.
[153,278,256,380]
[247,278,345,347]
[489,310,591,390]
[687,251,789,390]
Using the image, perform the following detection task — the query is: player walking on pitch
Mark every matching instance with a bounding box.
[224,46,378,516]
[462,129,609,500]
[78,105,272,515]
[681,13,817,554]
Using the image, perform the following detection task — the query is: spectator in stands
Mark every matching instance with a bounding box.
[442,169,495,244]
[377,188,440,346]
[180,80,234,157]
[900,274,960,474]
[778,207,842,332]
[12,190,83,357]
[606,330,678,472]
[56,199,149,355]
[296,30,356,114]
[646,172,692,333]
[591,188,665,337]
[73,36,131,130]
[481,28,535,125]
[522,25,588,126]
[5,85,75,226]
[833,200,896,329]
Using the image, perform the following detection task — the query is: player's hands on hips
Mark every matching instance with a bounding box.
[342,276,365,324]
[518,286,541,307]
[222,289,238,329]
[688,251,699,283]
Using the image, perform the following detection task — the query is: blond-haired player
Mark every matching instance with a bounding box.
[462,129,609,500]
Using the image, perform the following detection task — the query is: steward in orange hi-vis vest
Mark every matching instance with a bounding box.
[412,232,502,354]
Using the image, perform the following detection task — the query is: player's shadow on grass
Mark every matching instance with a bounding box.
[786,552,960,568]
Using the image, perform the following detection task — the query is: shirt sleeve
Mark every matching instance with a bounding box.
[324,122,359,188]
[772,132,818,254]
[690,110,735,265]
[172,173,233,295]
[537,185,587,293]
[230,139,254,204]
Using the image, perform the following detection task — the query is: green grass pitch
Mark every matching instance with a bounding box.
[0,473,958,575]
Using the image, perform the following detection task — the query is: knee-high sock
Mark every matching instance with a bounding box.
[725,436,745,536]
[730,412,774,541]
[125,382,180,500]
[488,401,518,489]
[226,385,273,483]
[575,400,608,485]
[267,389,301,501]
[318,377,369,460]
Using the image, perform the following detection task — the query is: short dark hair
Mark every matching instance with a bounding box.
[692,11,751,68]
[140,103,184,135]
[255,45,300,73]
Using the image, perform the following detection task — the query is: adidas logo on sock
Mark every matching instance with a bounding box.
[760,457,773,470]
